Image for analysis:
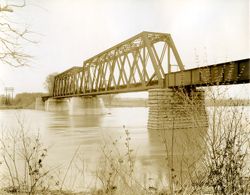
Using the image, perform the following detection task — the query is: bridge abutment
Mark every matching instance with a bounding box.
[148,88,208,184]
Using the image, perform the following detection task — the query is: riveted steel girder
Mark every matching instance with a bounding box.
[52,31,184,97]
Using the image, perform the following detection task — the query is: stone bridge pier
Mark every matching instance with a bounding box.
[147,88,208,185]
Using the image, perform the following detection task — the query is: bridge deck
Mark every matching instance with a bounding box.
[166,58,250,87]
[50,58,249,99]
[48,32,249,99]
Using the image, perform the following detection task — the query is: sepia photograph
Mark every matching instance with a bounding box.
[0,0,249,194]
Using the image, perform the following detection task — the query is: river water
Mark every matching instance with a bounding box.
[0,107,170,191]
[0,105,249,192]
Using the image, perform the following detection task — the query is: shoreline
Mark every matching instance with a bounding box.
[0,106,23,110]
[1,98,249,110]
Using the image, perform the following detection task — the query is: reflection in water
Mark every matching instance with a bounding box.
[0,105,212,191]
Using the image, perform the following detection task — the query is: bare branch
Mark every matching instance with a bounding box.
[0,0,26,12]
[0,0,34,67]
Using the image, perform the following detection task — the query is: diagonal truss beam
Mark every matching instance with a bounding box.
[52,31,184,97]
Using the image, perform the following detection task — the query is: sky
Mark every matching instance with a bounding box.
[0,0,249,98]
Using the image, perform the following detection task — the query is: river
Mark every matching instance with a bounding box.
[0,107,170,191]
[0,105,249,192]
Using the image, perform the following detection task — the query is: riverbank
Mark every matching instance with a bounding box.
[0,105,23,110]
[104,97,148,107]
[205,99,250,106]
[103,98,250,107]
[0,92,46,110]
[0,189,88,195]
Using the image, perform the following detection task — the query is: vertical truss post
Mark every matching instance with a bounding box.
[142,33,164,87]
[167,35,184,71]
[52,32,185,97]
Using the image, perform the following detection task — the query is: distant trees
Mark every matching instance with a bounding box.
[44,73,57,95]
[14,92,45,108]
[0,92,45,108]
[0,0,34,67]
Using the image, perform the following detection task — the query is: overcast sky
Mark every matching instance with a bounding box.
[0,0,249,98]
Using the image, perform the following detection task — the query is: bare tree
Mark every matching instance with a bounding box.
[183,88,250,194]
[0,0,34,67]
[44,73,57,95]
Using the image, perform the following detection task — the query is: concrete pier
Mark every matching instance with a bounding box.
[68,96,105,115]
[147,88,208,185]
[38,96,105,114]
[45,98,69,112]
[35,97,45,110]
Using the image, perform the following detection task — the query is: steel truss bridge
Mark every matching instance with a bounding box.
[51,31,250,99]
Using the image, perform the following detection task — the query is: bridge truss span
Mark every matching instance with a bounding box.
[53,67,83,97]
[52,31,250,99]
[53,31,185,97]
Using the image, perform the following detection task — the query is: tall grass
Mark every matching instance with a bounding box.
[0,119,55,194]
[167,87,250,194]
